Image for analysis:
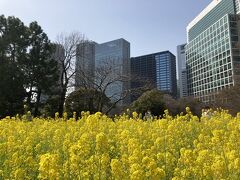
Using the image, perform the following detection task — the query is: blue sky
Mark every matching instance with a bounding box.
[1,0,211,57]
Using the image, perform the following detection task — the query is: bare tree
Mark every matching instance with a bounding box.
[129,74,155,102]
[75,58,154,114]
[76,58,125,113]
[97,60,133,114]
[213,84,240,115]
[54,32,86,116]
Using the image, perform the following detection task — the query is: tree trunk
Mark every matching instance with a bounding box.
[88,97,94,113]
[97,93,104,112]
[34,89,42,117]
[58,88,66,117]
[27,86,33,112]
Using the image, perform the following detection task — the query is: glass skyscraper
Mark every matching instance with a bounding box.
[130,53,157,102]
[155,52,177,97]
[95,39,130,105]
[131,51,177,101]
[75,38,130,106]
[186,0,240,102]
[177,44,188,98]
[75,41,96,88]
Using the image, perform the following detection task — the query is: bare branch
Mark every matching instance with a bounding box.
[54,32,87,116]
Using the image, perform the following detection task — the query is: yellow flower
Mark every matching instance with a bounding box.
[111,159,124,178]
[234,158,240,169]
[0,108,239,179]
[132,112,138,119]
[38,153,61,179]
[131,170,144,180]
[14,168,25,179]
[96,132,108,153]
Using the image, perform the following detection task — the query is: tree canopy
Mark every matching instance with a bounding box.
[130,89,204,118]
[213,85,240,115]
[131,89,166,117]
[0,15,59,117]
[65,88,111,118]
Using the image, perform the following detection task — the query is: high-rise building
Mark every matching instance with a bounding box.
[130,53,157,101]
[75,41,96,88]
[177,44,188,98]
[131,51,177,101]
[95,38,130,105]
[156,52,177,97]
[52,44,65,86]
[186,0,240,103]
[75,38,131,105]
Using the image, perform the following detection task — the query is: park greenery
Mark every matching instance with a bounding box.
[0,15,59,118]
[0,14,240,119]
[1,14,240,180]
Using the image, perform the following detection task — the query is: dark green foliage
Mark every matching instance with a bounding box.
[0,59,25,118]
[164,95,203,117]
[131,89,166,116]
[65,88,111,118]
[0,15,28,117]
[0,15,29,62]
[41,94,61,117]
[178,97,203,117]
[131,89,204,117]
[24,22,59,116]
[0,15,59,117]
[162,94,179,116]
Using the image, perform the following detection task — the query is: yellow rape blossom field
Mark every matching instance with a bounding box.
[1,109,240,179]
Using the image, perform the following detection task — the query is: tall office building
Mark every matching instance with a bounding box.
[75,41,95,88]
[95,38,130,105]
[186,0,240,103]
[131,51,177,101]
[52,44,65,86]
[177,44,188,98]
[156,52,177,97]
[75,38,130,105]
[130,53,157,101]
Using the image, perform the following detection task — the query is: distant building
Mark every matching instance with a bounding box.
[156,52,177,97]
[177,44,188,98]
[186,0,240,103]
[130,53,157,101]
[95,38,131,105]
[75,41,96,88]
[52,44,65,85]
[75,38,131,106]
[131,51,177,102]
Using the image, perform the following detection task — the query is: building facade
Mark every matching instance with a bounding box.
[75,38,130,106]
[186,0,240,102]
[130,54,157,101]
[177,44,188,98]
[156,52,177,97]
[131,51,177,102]
[75,41,96,88]
[96,39,131,105]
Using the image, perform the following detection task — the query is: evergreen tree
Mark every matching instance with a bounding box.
[131,89,166,117]
[0,15,59,117]
[0,15,28,117]
[24,22,59,116]
[0,58,26,118]
[65,88,111,118]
